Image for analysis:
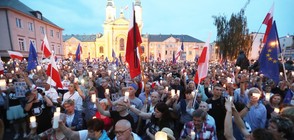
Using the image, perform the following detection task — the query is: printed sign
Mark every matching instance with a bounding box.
[14,82,28,97]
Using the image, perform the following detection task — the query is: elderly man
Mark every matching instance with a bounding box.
[114,119,141,140]
[198,101,216,130]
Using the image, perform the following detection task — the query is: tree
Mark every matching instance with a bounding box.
[213,1,253,60]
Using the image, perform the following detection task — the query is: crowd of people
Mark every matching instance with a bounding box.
[0,56,294,140]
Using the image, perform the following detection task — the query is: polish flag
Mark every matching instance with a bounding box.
[262,4,274,43]
[46,55,63,88]
[7,51,23,61]
[41,35,52,58]
[175,41,184,61]
[194,37,210,84]
[0,58,4,74]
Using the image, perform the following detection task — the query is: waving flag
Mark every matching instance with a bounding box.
[41,35,51,58]
[46,55,63,88]
[172,51,176,64]
[262,4,274,43]
[7,51,23,61]
[175,41,184,61]
[27,41,38,71]
[194,37,210,84]
[258,21,280,85]
[112,48,116,58]
[75,43,82,62]
[126,4,142,79]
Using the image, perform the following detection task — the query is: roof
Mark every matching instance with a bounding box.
[0,0,61,28]
[147,34,204,43]
[63,34,97,42]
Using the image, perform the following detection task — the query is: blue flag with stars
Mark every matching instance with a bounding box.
[258,21,280,85]
[27,41,38,71]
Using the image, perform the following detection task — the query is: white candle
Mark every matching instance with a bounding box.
[0,79,6,90]
[236,66,240,70]
[177,90,180,96]
[52,112,60,129]
[81,79,85,86]
[15,67,19,72]
[108,70,111,76]
[91,94,96,103]
[30,116,37,128]
[160,80,162,85]
[124,92,129,102]
[37,66,41,71]
[165,87,168,92]
[9,79,12,83]
[155,131,167,140]
[227,77,232,83]
[89,72,92,78]
[74,78,78,83]
[191,91,195,97]
[105,89,109,95]
[280,72,283,76]
[113,75,116,79]
[11,70,14,74]
[171,89,175,98]
[191,131,196,140]
[274,108,280,113]
[229,96,233,102]
[265,93,271,101]
[252,93,260,99]
[56,107,61,113]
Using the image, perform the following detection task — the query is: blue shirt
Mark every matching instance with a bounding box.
[244,103,267,131]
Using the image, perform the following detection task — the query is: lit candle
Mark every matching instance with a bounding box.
[292,71,294,76]
[177,90,180,96]
[81,79,85,86]
[9,79,12,83]
[0,79,6,90]
[11,70,14,74]
[155,131,167,140]
[30,116,37,128]
[89,72,92,78]
[191,91,195,97]
[229,96,233,102]
[124,92,129,102]
[236,66,240,70]
[74,78,78,83]
[37,66,41,71]
[105,89,109,95]
[191,131,196,140]
[274,108,280,113]
[15,67,19,72]
[252,93,260,99]
[113,75,116,79]
[56,107,61,113]
[265,93,271,101]
[160,80,162,85]
[108,70,111,76]
[227,77,232,83]
[171,89,175,98]
[52,112,60,129]
[91,94,96,103]
[165,87,168,92]
[69,73,72,77]
[280,72,283,76]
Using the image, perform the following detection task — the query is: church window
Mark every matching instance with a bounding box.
[99,46,104,53]
[119,38,124,51]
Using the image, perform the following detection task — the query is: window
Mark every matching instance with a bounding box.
[165,50,167,55]
[189,51,192,55]
[18,38,25,51]
[36,13,42,19]
[57,46,61,54]
[141,46,144,53]
[40,26,45,34]
[50,30,54,37]
[119,38,124,51]
[52,45,55,53]
[56,32,60,38]
[28,22,34,31]
[16,18,22,28]
[99,46,104,53]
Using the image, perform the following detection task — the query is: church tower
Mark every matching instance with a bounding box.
[134,0,143,31]
[105,0,116,22]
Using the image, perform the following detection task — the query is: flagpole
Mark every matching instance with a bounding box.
[250,23,263,52]
[280,44,288,82]
[50,51,54,89]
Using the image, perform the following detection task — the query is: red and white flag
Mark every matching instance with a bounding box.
[262,3,274,43]
[125,4,142,79]
[0,58,4,74]
[7,51,23,61]
[46,55,63,88]
[41,35,52,58]
[194,37,210,84]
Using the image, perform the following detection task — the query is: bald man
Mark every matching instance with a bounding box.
[114,119,141,140]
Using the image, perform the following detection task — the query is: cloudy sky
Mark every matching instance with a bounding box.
[20,0,294,41]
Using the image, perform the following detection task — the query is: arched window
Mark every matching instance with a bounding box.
[99,46,104,53]
[119,38,124,51]
[141,46,145,53]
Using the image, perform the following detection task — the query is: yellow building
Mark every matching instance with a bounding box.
[63,0,205,62]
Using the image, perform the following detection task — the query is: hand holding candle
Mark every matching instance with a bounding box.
[124,92,129,102]
[30,116,37,128]
[52,112,60,129]
[91,94,96,103]
[191,131,196,140]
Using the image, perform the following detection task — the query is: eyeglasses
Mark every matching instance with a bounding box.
[114,128,130,136]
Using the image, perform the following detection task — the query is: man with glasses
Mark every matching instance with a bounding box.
[114,119,141,140]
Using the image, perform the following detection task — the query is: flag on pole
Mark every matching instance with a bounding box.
[172,51,176,64]
[7,51,23,61]
[125,4,142,79]
[112,48,116,58]
[262,3,274,43]
[175,41,184,60]
[46,55,63,88]
[258,21,280,85]
[75,43,82,62]
[41,35,52,58]
[194,37,210,84]
[27,41,38,71]
[0,58,4,75]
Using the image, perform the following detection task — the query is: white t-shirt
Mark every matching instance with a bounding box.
[45,88,59,103]
[62,91,83,111]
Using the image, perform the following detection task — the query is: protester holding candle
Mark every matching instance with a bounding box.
[265,94,282,123]
[63,99,84,131]
[62,83,84,111]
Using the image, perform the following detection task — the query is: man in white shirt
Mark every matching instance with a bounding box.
[114,119,141,140]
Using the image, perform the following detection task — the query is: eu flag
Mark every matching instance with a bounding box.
[75,43,82,62]
[27,41,38,71]
[258,21,280,85]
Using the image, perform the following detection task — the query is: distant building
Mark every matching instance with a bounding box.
[249,32,264,60]
[63,0,205,62]
[279,35,294,59]
[0,0,64,60]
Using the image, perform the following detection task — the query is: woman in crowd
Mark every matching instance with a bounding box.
[95,98,113,132]
[63,99,84,131]
[265,94,282,122]
[268,116,294,140]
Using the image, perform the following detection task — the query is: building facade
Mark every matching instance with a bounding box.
[0,0,64,60]
[63,0,205,62]
[279,35,294,59]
